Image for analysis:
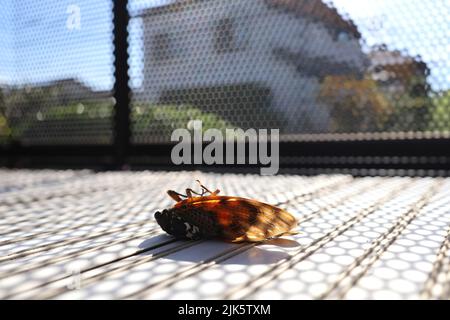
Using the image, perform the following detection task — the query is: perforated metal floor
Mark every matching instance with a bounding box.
[0,169,449,299]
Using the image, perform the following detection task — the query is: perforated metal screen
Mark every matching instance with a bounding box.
[1,169,450,299]
[129,0,450,143]
[0,0,449,148]
[0,1,114,145]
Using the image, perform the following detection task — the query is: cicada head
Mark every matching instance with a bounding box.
[154,209,202,240]
[154,209,172,234]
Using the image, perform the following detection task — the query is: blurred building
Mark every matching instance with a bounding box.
[137,0,367,132]
[26,78,110,105]
[0,78,111,108]
[0,78,113,145]
[2,78,110,116]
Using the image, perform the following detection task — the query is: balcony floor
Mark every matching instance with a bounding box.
[0,169,449,299]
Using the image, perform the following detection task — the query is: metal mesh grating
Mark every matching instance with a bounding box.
[129,0,450,143]
[0,1,115,145]
[0,0,449,150]
[0,169,449,299]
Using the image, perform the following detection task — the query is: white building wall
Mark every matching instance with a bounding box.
[139,0,367,132]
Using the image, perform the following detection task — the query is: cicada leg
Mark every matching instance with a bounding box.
[167,190,187,202]
[195,180,220,196]
[185,188,202,198]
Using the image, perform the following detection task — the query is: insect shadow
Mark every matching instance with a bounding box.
[138,235,301,265]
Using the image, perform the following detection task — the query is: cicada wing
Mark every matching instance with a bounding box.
[234,201,298,242]
[174,196,298,242]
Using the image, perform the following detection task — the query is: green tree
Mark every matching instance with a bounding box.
[0,89,12,141]
[429,90,450,132]
[318,75,391,132]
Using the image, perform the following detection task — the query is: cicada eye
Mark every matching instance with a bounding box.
[154,209,171,232]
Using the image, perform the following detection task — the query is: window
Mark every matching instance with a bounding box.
[151,33,172,61]
[214,18,237,53]
[337,31,351,42]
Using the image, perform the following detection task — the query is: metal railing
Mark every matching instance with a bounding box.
[0,0,449,173]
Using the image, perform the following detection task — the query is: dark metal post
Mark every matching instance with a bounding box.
[113,0,131,168]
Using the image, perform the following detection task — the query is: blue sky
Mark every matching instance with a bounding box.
[0,0,449,91]
[330,0,450,91]
[0,0,114,90]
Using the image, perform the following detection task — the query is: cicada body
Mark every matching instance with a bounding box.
[154,181,298,242]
